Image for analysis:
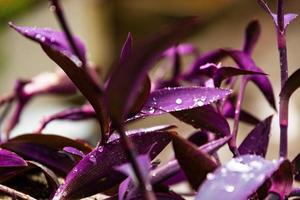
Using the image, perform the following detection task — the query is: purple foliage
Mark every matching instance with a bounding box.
[0,0,299,199]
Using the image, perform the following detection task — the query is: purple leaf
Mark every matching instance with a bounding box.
[140,86,231,116]
[27,160,60,197]
[11,24,109,139]
[224,49,276,110]
[153,135,231,186]
[63,147,85,159]
[106,17,200,124]
[119,32,132,65]
[9,23,87,65]
[280,68,300,101]
[243,20,261,54]
[36,104,96,133]
[161,43,198,58]
[1,134,93,176]
[171,133,218,190]
[0,148,27,168]
[196,155,286,200]
[238,115,273,157]
[172,105,231,136]
[292,153,300,181]
[257,0,297,31]
[53,128,172,199]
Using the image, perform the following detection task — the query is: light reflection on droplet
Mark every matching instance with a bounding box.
[224,185,235,192]
[175,98,182,105]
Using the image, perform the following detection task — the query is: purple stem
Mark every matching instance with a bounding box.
[0,184,36,200]
[49,0,86,67]
[118,127,156,200]
[276,0,289,158]
[229,77,249,156]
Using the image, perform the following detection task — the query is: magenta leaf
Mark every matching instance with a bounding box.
[196,155,286,200]
[172,105,231,136]
[0,148,27,168]
[1,134,92,176]
[140,86,231,116]
[9,23,87,65]
[171,133,218,190]
[53,128,172,199]
[106,17,200,124]
[63,147,85,159]
[161,43,198,58]
[238,115,273,157]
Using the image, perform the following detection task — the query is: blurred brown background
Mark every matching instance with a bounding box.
[0,0,300,162]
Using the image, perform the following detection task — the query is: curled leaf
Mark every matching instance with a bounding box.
[243,20,261,54]
[280,68,300,101]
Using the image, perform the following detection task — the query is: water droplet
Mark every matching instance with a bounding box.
[50,5,56,12]
[206,173,215,180]
[89,154,97,164]
[35,34,42,39]
[98,147,103,153]
[225,185,235,192]
[149,107,155,114]
[249,160,263,169]
[227,159,251,173]
[175,98,182,105]
[70,55,83,67]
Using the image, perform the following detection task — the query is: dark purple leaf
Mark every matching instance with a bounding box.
[153,135,231,186]
[238,115,273,157]
[53,128,172,199]
[292,153,300,181]
[222,97,260,125]
[0,148,27,167]
[289,188,300,198]
[213,67,266,87]
[119,32,132,65]
[27,160,60,197]
[9,23,87,65]
[172,105,231,136]
[224,49,276,110]
[140,86,231,116]
[1,134,93,176]
[268,160,293,199]
[280,68,300,101]
[196,155,285,200]
[63,147,85,159]
[11,24,109,139]
[188,130,210,146]
[171,133,218,190]
[106,17,200,124]
[243,20,261,55]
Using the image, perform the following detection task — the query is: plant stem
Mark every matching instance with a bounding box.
[276,0,289,158]
[0,184,37,200]
[229,77,249,156]
[118,128,156,200]
[49,0,86,67]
